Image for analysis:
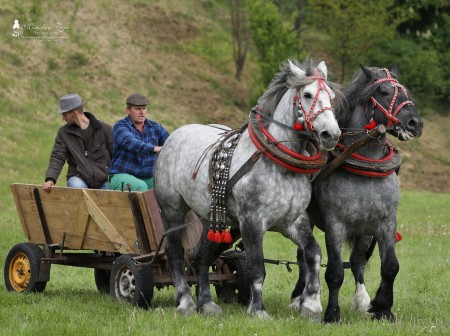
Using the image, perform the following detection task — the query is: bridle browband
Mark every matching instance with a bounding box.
[368,68,414,127]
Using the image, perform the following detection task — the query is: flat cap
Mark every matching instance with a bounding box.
[126,93,149,106]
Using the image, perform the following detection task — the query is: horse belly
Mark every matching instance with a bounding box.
[155,124,225,217]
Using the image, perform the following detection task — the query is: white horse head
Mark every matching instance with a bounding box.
[287,60,340,151]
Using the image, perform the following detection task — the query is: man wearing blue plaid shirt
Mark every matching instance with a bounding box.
[108,93,169,191]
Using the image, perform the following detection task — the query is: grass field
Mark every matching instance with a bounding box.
[0,189,448,336]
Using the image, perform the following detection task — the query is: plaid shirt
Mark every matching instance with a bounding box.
[108,116,169,178]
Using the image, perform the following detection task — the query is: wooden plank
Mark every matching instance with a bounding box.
[138,190,164,251]
[70,197,90,249]
[82,190,135,254]
[11,184,32,241]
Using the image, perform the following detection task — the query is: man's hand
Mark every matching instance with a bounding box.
[43,180,55,192]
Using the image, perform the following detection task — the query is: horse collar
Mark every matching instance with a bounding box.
[330,139,402,177]
[249,109,328,173]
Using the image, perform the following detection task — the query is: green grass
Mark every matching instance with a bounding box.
[0,190,449,335]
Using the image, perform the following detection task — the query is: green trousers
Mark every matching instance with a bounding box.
[109,174,153,191]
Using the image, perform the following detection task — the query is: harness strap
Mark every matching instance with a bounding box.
[254,107,312,139]
[226,150,262,195]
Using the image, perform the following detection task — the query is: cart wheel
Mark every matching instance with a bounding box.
[94,269,111,293]
[4,242,47,293]
[215,250,250,305]
[110,254,153,309]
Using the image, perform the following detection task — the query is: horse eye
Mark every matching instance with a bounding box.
[303,92,313,99]
[379,88,390,96]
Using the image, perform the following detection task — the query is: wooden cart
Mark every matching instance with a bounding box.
[4,183,250,308]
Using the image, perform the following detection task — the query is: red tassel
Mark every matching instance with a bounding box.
[214,231,222,244]
[207,229,215,242]
[395,232,402,242]
[364,118,377,130]
[293,121,303,131]
[222,230,232,243]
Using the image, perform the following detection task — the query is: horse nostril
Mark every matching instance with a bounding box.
[320,131,331,143]
[407,119,417,129]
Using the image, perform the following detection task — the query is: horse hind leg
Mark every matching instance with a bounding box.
[289,247,305,310]
[194,218,223,315]
[162,209,197,315]
[350,235,373,313]
[297,233,323,322]
[240,224,270,319]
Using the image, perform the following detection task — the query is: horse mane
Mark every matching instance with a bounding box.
[258,57,344,117]
[337,66,415,127]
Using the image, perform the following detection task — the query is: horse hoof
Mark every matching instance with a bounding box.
[371,310,395,322]
[249,309,271,319]
[288,296,302,310]
[352,284,370,313]
[300,306,322,322]
[352,294,370,313]
[176,295,197,315]
[199,302,222,316]
[300,295,322,322]
[324,307,340,324]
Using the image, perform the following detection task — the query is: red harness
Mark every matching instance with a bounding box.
[249,75,335,173]
[336,140,399,177]
[365,69,414,128]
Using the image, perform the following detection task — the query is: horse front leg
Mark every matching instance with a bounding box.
[324,227,345,323]
[350,235,373,313]
[368,235,399,321]
[241,224,269,319]
[194,219,225,315]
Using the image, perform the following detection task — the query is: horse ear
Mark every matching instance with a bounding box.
[289,60,306,78]
[360,65,373,80]
[317,61,328,79]
[390,64,399,78]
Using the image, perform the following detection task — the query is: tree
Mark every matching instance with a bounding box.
[248,0,306,87]
[230,0,250,80]
[306,0,396,83]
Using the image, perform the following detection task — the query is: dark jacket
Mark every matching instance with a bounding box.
[45,112,112,188]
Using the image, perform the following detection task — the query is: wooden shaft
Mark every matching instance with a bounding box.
[312,124,386,185]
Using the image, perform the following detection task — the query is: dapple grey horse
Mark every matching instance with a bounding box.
[154,58,342,319]
[290,65,424,322]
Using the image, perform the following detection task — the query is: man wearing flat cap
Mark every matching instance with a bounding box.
[108,93,169,191]
[43,93,112,191]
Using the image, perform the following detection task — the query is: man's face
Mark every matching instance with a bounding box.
[127,105,147,125]
[62,110,76,124]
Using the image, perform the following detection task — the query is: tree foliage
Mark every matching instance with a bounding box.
[247,0,307,88]
[305,0,396,83]
[232,0,450,109]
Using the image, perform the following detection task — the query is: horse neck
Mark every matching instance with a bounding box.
[341,104,389,160]
[266,89,307,152]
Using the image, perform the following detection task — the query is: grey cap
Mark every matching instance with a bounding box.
[58,93,84,113]
[126,93,149,106]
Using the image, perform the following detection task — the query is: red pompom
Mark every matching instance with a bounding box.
[214,231,223,244]
[364,119,377,130]
[222,230,232,244]
[395,232,402,242]
[207,229,215,242]
[293,122,303,131]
